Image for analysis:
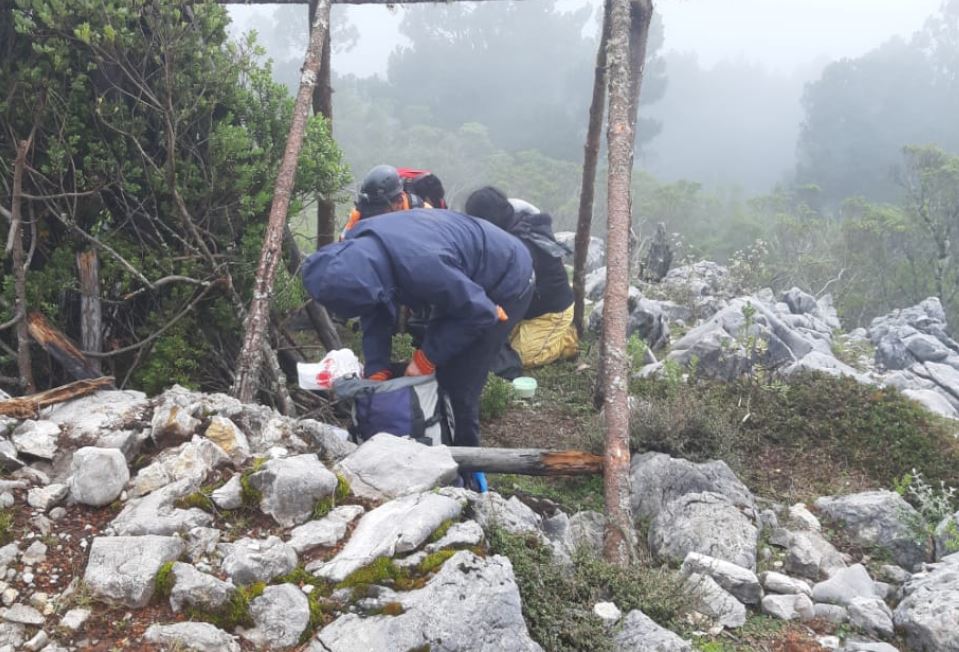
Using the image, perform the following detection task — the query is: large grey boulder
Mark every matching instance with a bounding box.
[812,564,882,607]
[167,562,235,614]
[761,593,815,621]
[144,622,240,652]
[11,420,60,460]
[287,505,365,554]
[313,551,542,652]
[681,552,762,604]
[335,434,458,500]
[469,491,543,536]
[83,535,184,607]
[590,289,670,350]
[68,447,129,507]
[683,572,747,628]
[555,231,605,274]
[780,529,847,580]
[313,492,463,582]
[649,491,758,571]
[130,436,230,498]
[815,491,928,569]
[760,571,812,596]
[630,453,755,523]
[219,536,297,586]
[659,261,732,319]
[893,552,959,651]
[41,390,149,441]
[294,419,356,463]
[613,609,692,652]
[110,478,212,536]
[543,510,604,564]
[241,583,310,649]
[248,454,338,527]
[847,597,894,638]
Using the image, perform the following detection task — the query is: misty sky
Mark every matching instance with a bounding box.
[228,0,942,77]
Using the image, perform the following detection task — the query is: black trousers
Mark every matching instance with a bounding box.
[436,279,534,448]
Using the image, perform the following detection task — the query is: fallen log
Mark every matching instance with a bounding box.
[449,447,603,476]
[0,376,114,419]
[27,311,99,380]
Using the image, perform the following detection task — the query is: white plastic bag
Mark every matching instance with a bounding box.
[297,349,363,390]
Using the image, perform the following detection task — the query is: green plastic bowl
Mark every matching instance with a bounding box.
[512,376,538,399]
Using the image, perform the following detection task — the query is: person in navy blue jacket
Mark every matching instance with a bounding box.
[302,209,534,457]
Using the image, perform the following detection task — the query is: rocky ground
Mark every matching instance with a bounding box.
[0,254,956,651]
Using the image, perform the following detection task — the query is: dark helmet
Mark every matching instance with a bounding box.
[358,165,403,208]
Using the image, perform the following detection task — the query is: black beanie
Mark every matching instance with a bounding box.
[465,186,516,231]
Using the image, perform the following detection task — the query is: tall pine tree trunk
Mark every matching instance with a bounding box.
[232,0,332,403]
[602,0,653,566]
[311,0,337,249]
[573,0,611,336]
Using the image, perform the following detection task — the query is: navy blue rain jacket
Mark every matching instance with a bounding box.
[301,209,533,376]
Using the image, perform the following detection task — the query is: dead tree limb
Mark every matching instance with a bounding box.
[0,377,114,419]
[601,0,650,567]
[232,0,332,403]
[76,250,102,374]
[26,312,99,381]
[572,0,611,337]
[450,448,603,476]
[11,138,35,393]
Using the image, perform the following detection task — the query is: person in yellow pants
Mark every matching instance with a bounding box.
[465,187,578,374]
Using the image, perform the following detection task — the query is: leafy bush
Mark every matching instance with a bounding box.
[487,526,686,651]
[480,373,512,421]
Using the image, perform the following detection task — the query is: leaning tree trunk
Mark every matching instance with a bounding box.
[232,0,332,403]
[601,0,652,567]
[572,0,612,336]
[11,138,35,393]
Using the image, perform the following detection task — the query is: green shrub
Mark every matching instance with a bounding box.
[487,526,687,651]
[480,373,512,421]
[154,561,176,598]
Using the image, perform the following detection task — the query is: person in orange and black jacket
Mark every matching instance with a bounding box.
[340,164,426,237]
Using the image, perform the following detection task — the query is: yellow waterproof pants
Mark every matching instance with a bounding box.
[509,305,579,369]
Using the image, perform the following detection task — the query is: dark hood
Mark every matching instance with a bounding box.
[301,238,396,321]
[511,212,571,258]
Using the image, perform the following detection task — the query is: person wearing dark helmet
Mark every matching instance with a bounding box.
[340,164,426,236]
[465,186,578,374]
[303,209,534,489]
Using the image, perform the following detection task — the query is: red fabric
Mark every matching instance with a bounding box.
[397,167,431,180]
[412,348,436,374]
[368,369,393,381]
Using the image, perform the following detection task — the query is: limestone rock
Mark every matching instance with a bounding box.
[83,535,184,607]
[649,491,758,571]
[211,474,244,510]
[426,520,485,553]
[143,622,240,652]
[787,503,821,532]
[335,434,458,500]
[314,492,463,582]
[813,602,848,624]
[0,622,24,648]
[184,527,221,564]
[219,536,297,586]
[593,601,622,623]
[313,551,541,652]
[469,491,543,536]
[760,593,814,621]
[543,510,603,563]
[130,436,229,498]
[815,491,929,570]
[630,452,755,523]
[613,609,692,651]
[10,421,60,460]
[249,454,338,527]
[847,597,894,638]
[934,510,959,561]
[59,608,90,631]
[681,552,762,604]
[110,478,212,536]
[294,419,357,463]
[168,562,235,614]
[2,604,44,625]
[42,390,149,441]
[26,483,68,512]
[203,416,250,465]
[760,571,812,596]
[241,583,310,649]
[150,403,201,443]
[893,552,959,651]
[782,529,847,580]
[287,505,364,554]
[812,564,881,607]
[68,447,129,507]
[683,572,747,628]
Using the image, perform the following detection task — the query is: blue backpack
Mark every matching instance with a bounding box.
[332,374,454,446]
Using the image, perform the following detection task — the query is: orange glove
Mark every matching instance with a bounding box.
[405,349,435,377]
[496,305,508,322]
[368,369,393,382]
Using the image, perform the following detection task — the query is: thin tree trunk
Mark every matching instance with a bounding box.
[573,0,611,336]
[602,0,650,567]
[626,0,654,280]
[11,139,35,393]
[311,0,338,248]
[232,0,332,403]
[283,225,342,351]
[77,250,102,375]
